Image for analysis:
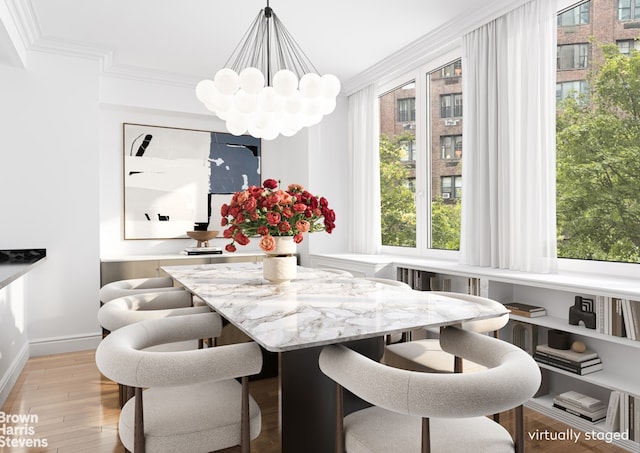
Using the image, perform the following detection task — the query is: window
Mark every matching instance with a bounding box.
[556,80,588,101]
[440,135,462,159]
[618,0,640,20]
[557,43,589,69]
[379,81,417,248]
[440,93,463,118]
[557,0,640,264]
[440,60,462,78]
[558,1,590,26]
[441,176,462,199]
[399,140,416,162]
[617,39,638,54]
[397,98,415,122]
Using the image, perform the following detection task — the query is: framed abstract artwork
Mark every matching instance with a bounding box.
[123,123,261,239]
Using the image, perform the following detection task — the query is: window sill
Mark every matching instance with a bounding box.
[309,253,640,299]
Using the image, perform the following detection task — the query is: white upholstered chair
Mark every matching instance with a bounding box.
[95,312,263,453]
[99,276,183,304]
[383,292,510,373]
[319,326,541,453]
[97,290,213,407]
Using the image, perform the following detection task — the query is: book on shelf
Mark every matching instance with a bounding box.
[553,401,607,423]
[535,355,603,375]
[554,391,606,411]
[533,351,601,368]
[535,343,599,362]
[504,302,546,318]
[605,390,621,432]
[182,247,223,255]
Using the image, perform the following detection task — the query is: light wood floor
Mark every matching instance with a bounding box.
[1,350,628,453]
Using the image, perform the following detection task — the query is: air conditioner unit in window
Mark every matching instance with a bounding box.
[442,193,451,199]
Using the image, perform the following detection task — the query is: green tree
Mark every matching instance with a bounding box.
[431,197,461,250]
[556,44,640,262]
[379,134,416,247]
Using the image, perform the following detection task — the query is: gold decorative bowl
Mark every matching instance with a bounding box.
[186,230,219,247]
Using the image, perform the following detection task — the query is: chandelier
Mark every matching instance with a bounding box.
[195,2,341,140]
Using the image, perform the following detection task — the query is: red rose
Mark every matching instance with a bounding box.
[223,228,235,239]
[243,197,257,211]
[221,217,228,227]
[260,235,276,252]
[263,179,278,189]
[295,219,310,233]
[266,212,281,225]
[257,225,269,235]
[220,203,229,217]
[225,243,236,253]
[319,197,329,207]
[278,221,291,233]
[293,203,307,213]
[294,233,304,243]
[282,207,294,218]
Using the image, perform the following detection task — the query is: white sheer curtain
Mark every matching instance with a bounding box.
[460,0,557,273]
[348,85,381,254]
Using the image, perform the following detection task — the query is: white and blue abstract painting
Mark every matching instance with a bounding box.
[123,123,261,239]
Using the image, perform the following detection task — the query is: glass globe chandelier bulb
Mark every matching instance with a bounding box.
[209,90,233,113]
[258,87,284,113]
[261,125,280,141]
[320,97,337,115]
[226,111,250,136]
[299,73,323,99]
[234,90,258,114]
[282,91,304,115]
[239,67,265,95]
[282,113,304,132]
[196,79,216,104]
[273,70,299,97]
[214,68,239,95]
[321,74,341,98]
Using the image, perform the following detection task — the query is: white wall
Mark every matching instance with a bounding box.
[0,51,102,361]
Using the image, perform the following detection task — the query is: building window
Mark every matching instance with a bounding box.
[441,176,462,199]
[440,60,462,78]
[397,98,415,122]
[440,135,462,159]
[557,43,589,69]
[618,0,640,20]
[617,39,638,54]
[399,140,416,162]
[556,80,589,101]
[440,93,463,118]
[558,1,590,26]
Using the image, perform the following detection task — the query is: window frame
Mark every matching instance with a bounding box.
[378,49,462,259]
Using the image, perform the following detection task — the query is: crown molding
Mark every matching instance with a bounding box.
[343,0,530,95]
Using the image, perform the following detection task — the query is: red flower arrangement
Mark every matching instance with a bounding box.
[220,179,336,253]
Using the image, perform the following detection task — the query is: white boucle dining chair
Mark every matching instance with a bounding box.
[319,326,541,453]
[383,292,510,374]
[97,290,213,407]
[96,312,263,453]
[99,276,184,304]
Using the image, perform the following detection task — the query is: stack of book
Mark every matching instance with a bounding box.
[182,246,223,255]
[534,343,603,375]
[553,391,607,423]
[504,302,546,317]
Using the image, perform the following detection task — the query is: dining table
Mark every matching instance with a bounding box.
[162,262,508,453]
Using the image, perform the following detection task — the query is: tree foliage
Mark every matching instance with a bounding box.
[556,43,640,262]
[379,133,416,247]
[431,197,461,250]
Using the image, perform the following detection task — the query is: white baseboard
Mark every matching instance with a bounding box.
[29,333,102,357]
[0,342,29,407]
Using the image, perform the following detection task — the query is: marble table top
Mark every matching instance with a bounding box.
[162,262,508,352]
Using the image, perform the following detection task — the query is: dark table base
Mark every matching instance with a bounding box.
[280,337,384,453]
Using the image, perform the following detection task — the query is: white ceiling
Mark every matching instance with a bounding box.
[1,0,502,86]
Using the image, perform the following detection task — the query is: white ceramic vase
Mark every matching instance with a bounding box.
[262,236,297,284]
